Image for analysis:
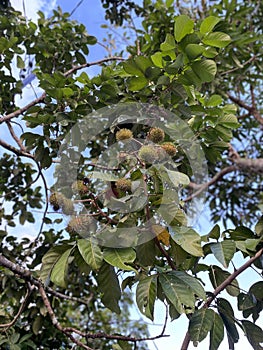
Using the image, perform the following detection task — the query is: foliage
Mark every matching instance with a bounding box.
[0,1,262,350]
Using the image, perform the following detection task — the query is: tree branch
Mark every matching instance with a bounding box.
[0,282,33,329]
[186,165,237,201]
[227,92,263,125]
[0,137,34,158]
[39,285,95,350]
[180,247,263,350]
[0,56,125,124]
[6,121,27,152]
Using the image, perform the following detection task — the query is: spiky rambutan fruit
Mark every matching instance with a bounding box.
[49,192,65,211]
[116,178,132,192]
[138,145,159,164]
[160,142,177,157]
[66,216,95,234]
[72,180,89,196]
[147,127,165,143]
[116,128,133,141]
[61,198,74,215]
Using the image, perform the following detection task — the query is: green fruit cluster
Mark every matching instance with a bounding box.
[49,192,74,215]
[147,127,165,143]
[66,216,94,234]
[161,142,177,157]
[72,180,89,196]
[116,128,133,141]
[116,178,132,192]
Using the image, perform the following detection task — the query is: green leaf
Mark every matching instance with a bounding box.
[192,59,217,82]
[128,76,148,91]
[160,33,176,51]
[50,248,73,288]
[159,271,205,314]
[202,32,231,48]
[217,298,239,344]
[185,44,204,59]
[136,275,157,321]
[155,165,190,186]
[208,224,220,240]
[174,15,194,42]
[151,51,164,68]
[77,238,103,270]
[136,240,157,266]
[17,56,25,69]
[97,262,121,314]
[189,309,215,343]
[200,16,221,35]
[88,171,119,181]
[217,114,240,128]
[40,245,70,285]
[242,320,263,349]
[209,240,236,267]
[209,312,224,350]
[32,315,43,335]
[255,216,263,236]
[171,227,203,257]
[209,266,239,297]
[134,56,152,73]
[123,61,143,76]
[103,248,136,272]
[206,94,223,107]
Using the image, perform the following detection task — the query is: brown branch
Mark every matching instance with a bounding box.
[39,285,94,350]
[0,282,33,329]
[0,137,34,158]
[6,121,27,152]
[227,92,263,125]
[205,247,263,306]
[47,288,93,306]
[64,56,125,77]
[186,165,237,201]
[180,247,263,350]
[0,56,125,124]
[220,55,258,76]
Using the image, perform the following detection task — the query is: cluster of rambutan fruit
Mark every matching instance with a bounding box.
[116,126,177,164]
[49,179,92,235]
[48,126,177,235]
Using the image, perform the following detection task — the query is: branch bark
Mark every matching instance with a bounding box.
[227,92,263,125]
[0,56,125,125]
[180,247,263,350]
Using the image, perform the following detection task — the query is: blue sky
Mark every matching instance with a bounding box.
[5,1,262,349]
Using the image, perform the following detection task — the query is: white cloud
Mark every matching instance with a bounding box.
[10,0,57,21]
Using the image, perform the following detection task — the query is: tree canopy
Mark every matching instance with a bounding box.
[0,1,262,349]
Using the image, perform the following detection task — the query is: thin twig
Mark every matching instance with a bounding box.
[186,165,236,201]
[180,247,263,350]
[0,282,33,329]
[220,55,258,76]
[0,137,34,158]
[0,56,125,125]
[227,92,263,125]
[6,121,27,152]
[39,285,94,350]
[70,0,85,16]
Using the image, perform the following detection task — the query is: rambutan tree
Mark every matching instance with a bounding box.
[0,1,262,349]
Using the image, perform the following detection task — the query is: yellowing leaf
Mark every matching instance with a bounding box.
[152,225,170,246]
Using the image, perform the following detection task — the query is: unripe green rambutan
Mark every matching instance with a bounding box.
[147,127,165,143]
[116,178,132,192]
[66,216,95,234]
[116,128,133,141]
[61,198,75,215]
[161,142,177,157]
[138,145,159,164]
[72,180,89,196]
[49,192,65,211]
